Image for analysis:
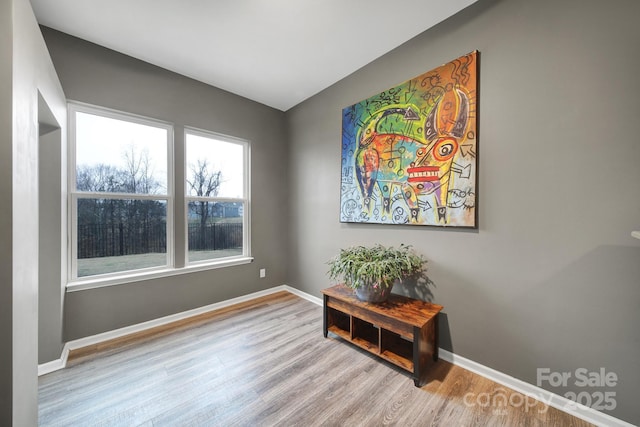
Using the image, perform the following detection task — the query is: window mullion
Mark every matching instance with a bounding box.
[75,191,170,201]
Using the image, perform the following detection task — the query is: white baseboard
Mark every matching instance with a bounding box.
[38,285,294,375]
[438,349,634,427]
[66,285,296,354]
[282,284,323,305]
[38,350,68,376]
[38,285,634,427]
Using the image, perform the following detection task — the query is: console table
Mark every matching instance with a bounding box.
[322,284,443,387]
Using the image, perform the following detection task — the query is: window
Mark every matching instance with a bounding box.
[185,128,250,264]
[68,102,251,285]
[69,103,173,279]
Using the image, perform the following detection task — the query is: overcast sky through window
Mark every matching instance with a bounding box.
[75,112,244,198]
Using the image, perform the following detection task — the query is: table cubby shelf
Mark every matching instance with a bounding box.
[322,285,443,387]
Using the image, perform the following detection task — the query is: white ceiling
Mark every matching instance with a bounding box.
[30,0,477,111]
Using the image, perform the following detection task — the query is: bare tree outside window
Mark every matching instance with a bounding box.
[185,131,246,263]
[187,159,223,249]
[75,147,168,271]
[122,145,164,194]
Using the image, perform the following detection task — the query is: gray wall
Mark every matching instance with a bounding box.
[41,28,290,342]
[286,0,640,424]
[1,0,67,424]
[39,122,64,364]
[0,0,12,421]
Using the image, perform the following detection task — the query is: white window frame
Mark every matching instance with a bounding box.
[184,127,251,265]
[66,102,253,292]
[68,101,175,284]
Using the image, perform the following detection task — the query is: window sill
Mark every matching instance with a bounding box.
[66,256,254,292]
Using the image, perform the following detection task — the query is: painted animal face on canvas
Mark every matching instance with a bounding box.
[341,52,477,227]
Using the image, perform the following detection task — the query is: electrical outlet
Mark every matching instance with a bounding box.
[259,268,266,278]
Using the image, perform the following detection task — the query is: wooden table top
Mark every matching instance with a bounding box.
[322,284,443,328]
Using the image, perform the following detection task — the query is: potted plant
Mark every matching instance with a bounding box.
[327,244,426,303]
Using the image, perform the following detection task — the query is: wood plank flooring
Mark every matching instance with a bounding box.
[39,292,593,426]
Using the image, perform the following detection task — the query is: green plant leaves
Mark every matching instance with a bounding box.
[326,244,425,290]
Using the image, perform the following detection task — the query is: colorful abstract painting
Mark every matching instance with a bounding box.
[340,51,478,227]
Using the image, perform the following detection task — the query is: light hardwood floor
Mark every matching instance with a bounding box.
[39,292,593,426]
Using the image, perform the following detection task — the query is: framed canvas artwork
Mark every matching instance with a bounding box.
[340,51,478,227]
